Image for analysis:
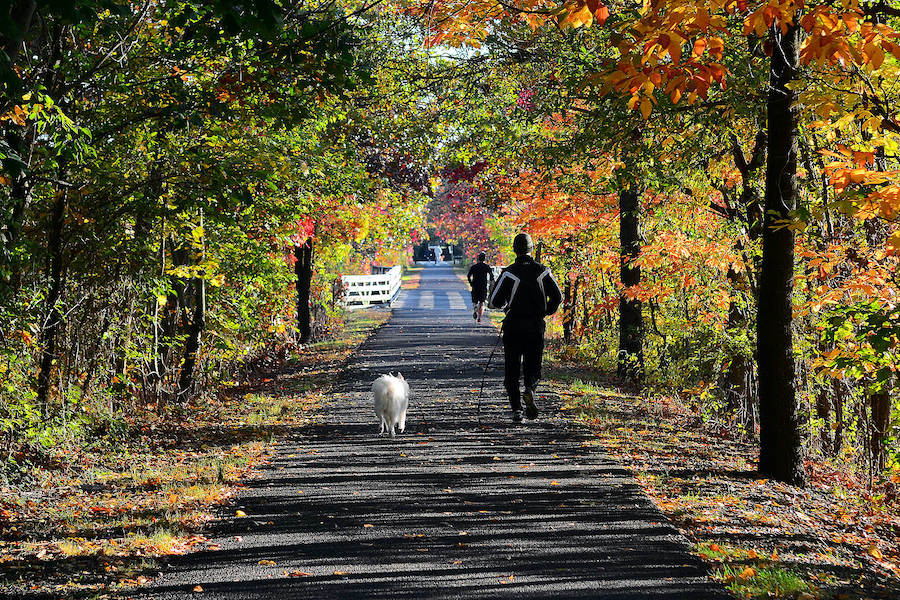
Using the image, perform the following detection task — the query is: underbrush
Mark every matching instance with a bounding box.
[0,308,390,598]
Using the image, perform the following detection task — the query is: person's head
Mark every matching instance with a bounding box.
[512,233,534,256]
[477,252,486,263]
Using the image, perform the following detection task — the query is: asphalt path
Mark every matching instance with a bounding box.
[139,263,730,599]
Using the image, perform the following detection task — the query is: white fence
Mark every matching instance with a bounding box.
[342,265,402,309]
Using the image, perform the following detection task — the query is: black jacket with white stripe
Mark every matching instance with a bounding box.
[488,255,562,320]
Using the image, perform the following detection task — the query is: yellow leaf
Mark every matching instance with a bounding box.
[867,544,883,560]
[640,97,652,120]
[258,559,277,566]
[235,510,247,517]
[738,567,756,579]
[747,549,759,559]
[363,523,374,528]
[887,231,900,255]
[192,585,204,593]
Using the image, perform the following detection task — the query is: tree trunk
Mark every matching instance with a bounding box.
[815,382,832,455]
[36,190,67,411]
[563,245,574,344]
[618,188,643,382]
[869,377,893,472]
[295,237,314,344]
[725,265,755,431]
[833,378,844,455]
[757,22,805,485]
[0,128,34,302]
[563,273,574,344]
[176,274,205,402]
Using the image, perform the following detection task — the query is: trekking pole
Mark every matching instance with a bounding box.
[477,326,504,424]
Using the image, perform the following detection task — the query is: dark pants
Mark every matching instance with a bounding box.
[502,318,545,412]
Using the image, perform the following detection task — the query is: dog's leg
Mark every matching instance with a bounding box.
[379,418,386,435]
[389,422,396,437]
[398,413,406,433]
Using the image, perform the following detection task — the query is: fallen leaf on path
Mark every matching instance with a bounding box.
[235,510,247,517]
[286,570,313,577]
[192,585,204,593]
[258,559,277,566]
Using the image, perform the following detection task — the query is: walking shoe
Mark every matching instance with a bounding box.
[512,410,523,423]
[523,388,539,420]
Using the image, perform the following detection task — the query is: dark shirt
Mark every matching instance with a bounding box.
[467,262,493,292]
[488,255,562,319]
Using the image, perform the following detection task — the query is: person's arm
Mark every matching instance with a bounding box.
[540,268,563,316]
[467,265,475,286]
[488,270,514,310]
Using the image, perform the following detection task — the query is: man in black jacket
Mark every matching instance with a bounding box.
[467,252,494,323]
[489,233,562,422]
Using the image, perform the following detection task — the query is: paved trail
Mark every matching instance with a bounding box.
[142,264,729,599]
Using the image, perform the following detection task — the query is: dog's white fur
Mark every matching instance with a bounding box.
[372,372,409,436]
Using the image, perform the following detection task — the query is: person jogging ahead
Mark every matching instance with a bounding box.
[489,233,561,422]
[467,252,494,323]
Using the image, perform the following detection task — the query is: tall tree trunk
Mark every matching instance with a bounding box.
[295,237,314,344]
[758,22,806,485]
[36,190,67,411]
[618,188,643,382]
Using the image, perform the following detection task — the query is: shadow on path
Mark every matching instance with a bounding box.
[138,264,730,599]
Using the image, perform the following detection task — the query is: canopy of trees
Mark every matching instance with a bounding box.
[2,0,898,492]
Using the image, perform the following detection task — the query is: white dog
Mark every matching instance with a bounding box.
[372,373,409,436]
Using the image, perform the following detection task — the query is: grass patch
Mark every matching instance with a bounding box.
[715,564,813,599]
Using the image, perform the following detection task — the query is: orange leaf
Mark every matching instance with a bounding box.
[692,38,707,58]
